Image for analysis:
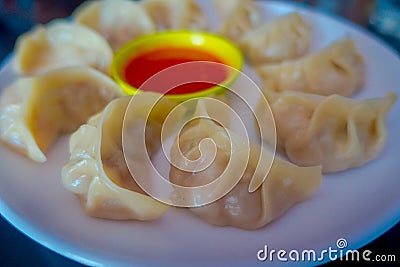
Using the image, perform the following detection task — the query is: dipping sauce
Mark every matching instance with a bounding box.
[123,48,228,95]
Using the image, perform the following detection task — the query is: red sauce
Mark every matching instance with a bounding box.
[124,48,228,95]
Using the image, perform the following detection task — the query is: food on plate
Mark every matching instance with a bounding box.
[213,0,263,43]
[256,38,366,96]
[0,0,396,231]
[259,90,397,172]
[0,67,123,163]
[240,13,312,65]
[74,0,155,51]
[14,20,113,76]
[142,0,208,30]
[169,100,322,229]
[62,93,181,220]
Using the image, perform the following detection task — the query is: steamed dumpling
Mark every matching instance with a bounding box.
[14,20,113,75]
[74,0,155,51]
[0,67,123,163]
[178,156,322,230]
[169,100,322,229]
[62,93,181,220]
[240,13,312,65]
[142,0,208,30]
[260,90,397,172]
[213,0,263,43]
[256,38,366,96]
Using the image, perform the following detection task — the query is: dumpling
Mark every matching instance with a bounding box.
[240,13,312,65]
[213,0,263,43]
[73,0,155,51]
[0,67,123,163]
[142,0,208,30]
[259,90,397,172]
[256,38,366,96]
[62,93,181,220]
[14,20,113,76]
[169,99,322,229]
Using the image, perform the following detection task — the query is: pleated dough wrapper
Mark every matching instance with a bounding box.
[240,13,312,65]
[169,100,322,230]
[261,90,397,172]
[74,0,155,51]
[14,20,113,75]
[213,0,263,43]
[0,67,123,163]
[142,0,208,30]
[62,93,181,220]
[256,38,366,96]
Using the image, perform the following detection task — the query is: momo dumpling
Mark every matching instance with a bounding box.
[260,90,397,172]
[0,67,123,163]
[14,20,113,75]
[142,0,208,30]
[213,0,263,43]
[74,0,155,51]
[178,157,322,230]
[256,38,366,96]
[62,93,182,220]
[169,100,322,229]
[240,13,312,65]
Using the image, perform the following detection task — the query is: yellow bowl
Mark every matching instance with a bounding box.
[111,30,243,102]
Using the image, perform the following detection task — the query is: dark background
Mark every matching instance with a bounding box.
[0,0,399,266]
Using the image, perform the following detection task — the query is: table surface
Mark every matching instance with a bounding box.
[0,1,399,267]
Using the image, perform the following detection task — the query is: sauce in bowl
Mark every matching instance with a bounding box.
[111,31,243,101]
[124,48,228,95]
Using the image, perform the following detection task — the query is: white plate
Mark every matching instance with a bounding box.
[1,1,399,266]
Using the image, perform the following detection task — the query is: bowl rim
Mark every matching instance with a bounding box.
[110,30,244,101]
